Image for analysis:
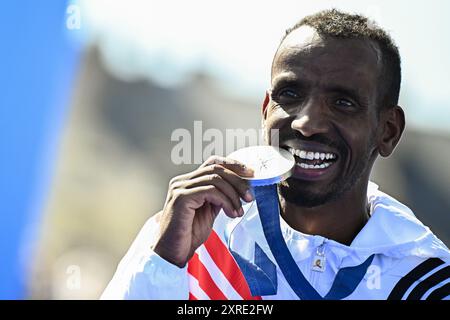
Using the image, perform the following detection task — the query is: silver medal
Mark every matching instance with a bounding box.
[228,146,295,186]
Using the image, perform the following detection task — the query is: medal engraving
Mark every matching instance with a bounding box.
[228,146,295,186]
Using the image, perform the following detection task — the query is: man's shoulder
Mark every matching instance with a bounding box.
[385,254,450,300]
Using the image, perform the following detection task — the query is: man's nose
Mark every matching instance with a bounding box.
[291,99,330,137]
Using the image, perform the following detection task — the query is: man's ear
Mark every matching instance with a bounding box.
[378,105,405,157]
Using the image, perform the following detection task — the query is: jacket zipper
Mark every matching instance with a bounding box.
[310,238,327,287]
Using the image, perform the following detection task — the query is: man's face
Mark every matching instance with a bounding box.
[264,26,382,207]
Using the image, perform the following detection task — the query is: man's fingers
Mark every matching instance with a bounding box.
[185,185,241,218]
[188,165,254,202]
[183,174,244,214]
[201,155,254,177]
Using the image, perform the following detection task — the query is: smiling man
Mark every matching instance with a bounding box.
[267,13,401,246]
[102,9,450,300]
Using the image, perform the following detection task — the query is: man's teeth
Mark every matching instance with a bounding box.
[298,162,332,169]
[288,148,337,160]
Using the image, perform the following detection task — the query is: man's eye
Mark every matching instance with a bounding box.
[335,98,354,107]
[278,89,300,99]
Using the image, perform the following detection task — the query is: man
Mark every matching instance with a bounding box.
[102,9,450,300]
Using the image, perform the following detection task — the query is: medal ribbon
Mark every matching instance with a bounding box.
[254,184,374,300]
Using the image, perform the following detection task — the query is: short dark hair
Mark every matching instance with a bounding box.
[275,9,401,109]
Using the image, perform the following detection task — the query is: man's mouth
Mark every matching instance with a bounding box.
[286,147,338,169]
[282,146,340,181]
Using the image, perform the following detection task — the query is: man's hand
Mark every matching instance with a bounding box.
[153,156,254,268]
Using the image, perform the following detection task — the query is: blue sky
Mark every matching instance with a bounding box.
[80,0,450,132]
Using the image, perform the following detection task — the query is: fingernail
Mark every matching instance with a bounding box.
[244,190,254,202]
[233,210,239,217]
[239,207,244,216]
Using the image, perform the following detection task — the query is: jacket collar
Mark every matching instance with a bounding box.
[228,182,450,268]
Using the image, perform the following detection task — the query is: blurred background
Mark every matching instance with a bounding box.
[0,0,449,299]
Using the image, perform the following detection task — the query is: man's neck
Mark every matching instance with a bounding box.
[278,183,370,246]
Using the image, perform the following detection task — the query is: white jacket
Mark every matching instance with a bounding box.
[101,182,450,300]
